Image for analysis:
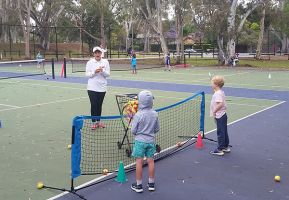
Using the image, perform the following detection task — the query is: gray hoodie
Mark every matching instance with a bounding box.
[131,90,160,143]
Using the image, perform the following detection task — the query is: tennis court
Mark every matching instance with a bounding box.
[0,62,288,200]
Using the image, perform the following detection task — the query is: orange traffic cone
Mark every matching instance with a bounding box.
[195,132,203,149]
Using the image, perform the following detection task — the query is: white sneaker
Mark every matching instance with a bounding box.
[222,147,231,153]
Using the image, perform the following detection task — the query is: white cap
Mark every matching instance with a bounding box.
[93,46,103,53]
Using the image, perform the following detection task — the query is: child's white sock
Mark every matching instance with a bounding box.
[136,180,142,185]
[148,178,154,183]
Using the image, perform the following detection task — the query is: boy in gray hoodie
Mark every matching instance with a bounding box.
[131,90,160,193]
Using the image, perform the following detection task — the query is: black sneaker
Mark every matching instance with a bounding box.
[131,183,143,193]
[210,149,224,156]
[147,183,155,191]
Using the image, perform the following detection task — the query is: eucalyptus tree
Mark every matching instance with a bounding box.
[191,0,260,64]
[29,0,66,50]
[17,0,32,58]
[136,0,169,54]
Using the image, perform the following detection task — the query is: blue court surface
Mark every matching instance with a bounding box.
[41,75,289,200]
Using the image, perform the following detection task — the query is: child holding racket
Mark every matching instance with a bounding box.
[210,76,230,156]
[131,90,160,193]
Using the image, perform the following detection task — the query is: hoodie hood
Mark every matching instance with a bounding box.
[138,90,153,109]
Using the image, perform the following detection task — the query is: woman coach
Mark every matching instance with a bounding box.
[86,46,110,129]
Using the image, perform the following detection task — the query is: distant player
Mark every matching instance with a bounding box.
[131,90,160,193]
[164,53,171,71]
[210,76,230,156]
[131,54,137,74]
[36,51,43,68]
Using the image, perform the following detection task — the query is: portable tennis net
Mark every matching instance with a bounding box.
[67,92,205,196]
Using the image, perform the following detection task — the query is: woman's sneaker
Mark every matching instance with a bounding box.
[210,149,224,156]
[222,147,231,153]
[97,122,106,128]
[131,183,143,193]
[91,124,97,130]
[147,183,155,191]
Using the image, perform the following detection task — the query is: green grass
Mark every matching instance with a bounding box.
[186,57,289,69]
[0,78,281,200]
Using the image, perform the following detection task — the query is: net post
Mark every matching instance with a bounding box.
[199,92,205,137]
[71,178,74,192]
[64,57,67,78]
[51,58,55,79]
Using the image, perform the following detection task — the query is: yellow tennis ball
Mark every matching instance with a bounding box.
[37,182,44,189]
[67,144,71,149]
[102,169,109,175]
[274,175,281,182]
[177,142,182,148]
[133,105,138,109]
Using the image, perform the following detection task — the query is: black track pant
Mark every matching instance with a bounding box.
[87,90,106,122]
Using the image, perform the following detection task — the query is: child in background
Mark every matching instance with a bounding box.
[164,53,171,71]
[131,54,137,74]
[131,90,160,193]
[36,51,43,68]
[210,75,230,156]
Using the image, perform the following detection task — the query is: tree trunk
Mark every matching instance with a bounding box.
[224,0,258,64]
[100,6,105,47]
[144,23,150,52]
[281,36,288,53]
[217,34,225,65]
[175,0,183,64]
[17,0,31,58]
[39,27,50,50]
[155,0,168,55]
[256,4,266,59]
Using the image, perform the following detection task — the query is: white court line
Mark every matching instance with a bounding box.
[110,71,251,83]
[0,103,21,108]
[0,97,87,112]
[47,100,286,200]
[192,80,289,90]
[0,80,280,113]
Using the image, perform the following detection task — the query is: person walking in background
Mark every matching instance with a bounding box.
[36,51,43,68]
[131,53,137,74]
[164,53,171,71]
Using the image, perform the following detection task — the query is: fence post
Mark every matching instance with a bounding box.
[64,57,67,78]
[51,58,55,79]
[55,27,59,61]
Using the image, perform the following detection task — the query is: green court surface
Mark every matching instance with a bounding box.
[0,77,281,200]
[51,59,289,91]
[107,68,289,91]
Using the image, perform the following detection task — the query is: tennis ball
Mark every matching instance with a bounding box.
[67,144,72,150]
[102,169,109,175]
[274,175,281,182]
[37,182,44,189]
[177,142,182,148]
